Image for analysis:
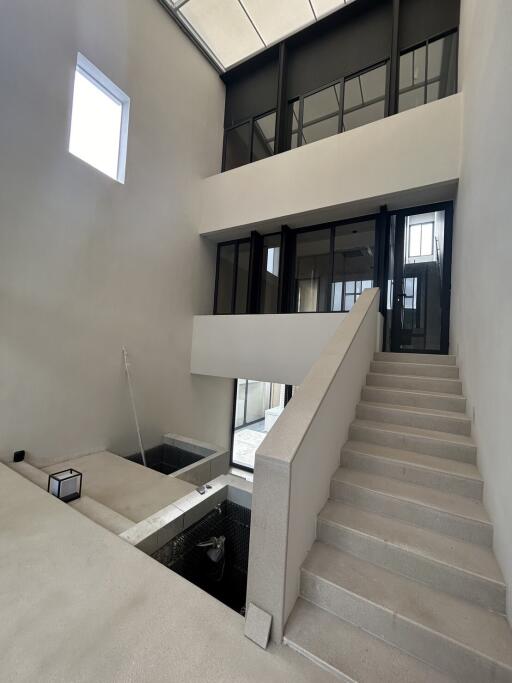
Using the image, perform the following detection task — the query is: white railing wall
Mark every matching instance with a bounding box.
[246,288,381,642]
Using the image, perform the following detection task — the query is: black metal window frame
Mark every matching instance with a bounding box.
[213,238,251,315]
[288,60,390,150]
[222,108,277,171]
[213,213,383,317]
[292,213,381,313]
[398,29,459,110]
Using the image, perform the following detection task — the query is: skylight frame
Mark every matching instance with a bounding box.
[158,0,357,72]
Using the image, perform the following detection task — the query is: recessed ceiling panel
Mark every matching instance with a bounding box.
[166,0,359,71]
[241,0,315,45]
[180,0,264,69]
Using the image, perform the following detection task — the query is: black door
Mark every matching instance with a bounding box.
[386,203,453,354]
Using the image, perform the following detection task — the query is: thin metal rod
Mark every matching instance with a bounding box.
[122,347,147,467]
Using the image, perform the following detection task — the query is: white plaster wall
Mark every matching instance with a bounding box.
[451,0,512,621]
[0,0,233,465]
[191,313,346,385]
[199,94,462,236]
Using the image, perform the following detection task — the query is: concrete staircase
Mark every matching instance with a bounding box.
[284,352,512,683]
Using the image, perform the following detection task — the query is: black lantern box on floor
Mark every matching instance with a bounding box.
[47,468,82,502]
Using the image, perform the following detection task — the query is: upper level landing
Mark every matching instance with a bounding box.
[198,94,461,240]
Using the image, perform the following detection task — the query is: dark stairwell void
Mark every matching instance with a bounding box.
[152,500,251,615]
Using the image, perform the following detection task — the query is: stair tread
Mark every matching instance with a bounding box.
[358,401,471,421]
[363,384,467,402]
[319,500,504,585]
[372,360,457,372]
[343,440,482,481]
[352,419,475,446]
[303,542,512,669]
[332,468,491,524]
[375,352,456,362]
[368,372,461,385]
[285,598,456,683]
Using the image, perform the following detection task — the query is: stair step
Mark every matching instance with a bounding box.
[341,441,483,499]
[367,372,462,395]
[374,352,457,366]
[318,500,505,613]
[331,468,492,546]
[356,401,471,436]
[301,543,512,683]
[371,360,460,379]
[361,385,467,413]
[285,599,456,683]
[349,419,476,464]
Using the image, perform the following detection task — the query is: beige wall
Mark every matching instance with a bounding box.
[199,94,462,238]
[452,0,512,620]
[0,0,233,465]
[191,313,346,385]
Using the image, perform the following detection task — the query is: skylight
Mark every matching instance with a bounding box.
[162,0,357,71]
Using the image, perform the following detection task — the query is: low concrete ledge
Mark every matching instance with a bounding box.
[164,432,230,486]
[246,288,381,642]
[120,474,253,555]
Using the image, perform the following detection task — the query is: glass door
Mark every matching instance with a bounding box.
[387,204,453,354]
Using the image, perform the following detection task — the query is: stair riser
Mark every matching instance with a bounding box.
[374,352,457,366]
[367,373,462,394]
[317,519,505,613]
[356,403,471,436]
[361,386,467,413]
[349,423,476,464]
[301,571,512,683]
[341,450,483,499]
[330,480,493,547]
[371,361,460,379]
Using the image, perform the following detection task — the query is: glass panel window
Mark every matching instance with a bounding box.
[294,229,331,312]
[215,240,250,314]
[405,213,436,264]
[232,379,287,470]
[289,100,300,148]
[303,83,340,125]
[235,241,250,314]
[252,111,276,162]
[216,244,236,314]
[399,32,457,113]
[69,53,130,183]
[331,220,375,312]
[427,33,458,98]
[301,116,339,145]
[343,64,387,131]
[302,83,340,145]
[260,234,281,313]
[224,122,251,171]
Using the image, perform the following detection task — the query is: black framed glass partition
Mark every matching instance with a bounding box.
[259,233,281,313]
[214,240,250,314]
[232,379,292,471]
[398,31,458,113]
[288,62,388,149]
[294,228,332,312]
[223,110,277,171]
[331,220,376,312]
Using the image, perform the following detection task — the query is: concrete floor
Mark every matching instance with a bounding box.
[0,465,335,682]
[43,451,195,522]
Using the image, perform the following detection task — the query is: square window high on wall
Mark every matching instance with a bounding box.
[69,53,130,183]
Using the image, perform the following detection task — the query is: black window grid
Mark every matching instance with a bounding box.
[288,60,390,149]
